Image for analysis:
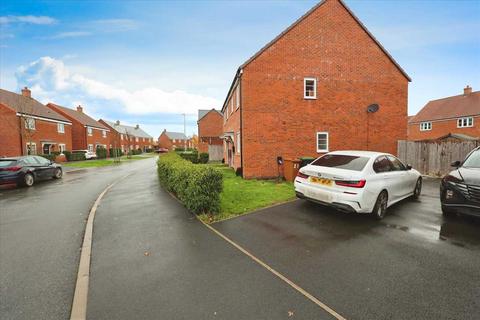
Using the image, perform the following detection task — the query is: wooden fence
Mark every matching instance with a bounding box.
[397,140,479,176]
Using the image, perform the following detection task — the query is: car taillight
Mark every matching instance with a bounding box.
[297,171,309,179]
[1,166,22,172]
[335,179,366,188]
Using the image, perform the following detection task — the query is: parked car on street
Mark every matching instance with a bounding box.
[294,151,422,219]
[0,156,63,187]
[72,149,97,160]
[440,146,480,218]
[155,148,169,153]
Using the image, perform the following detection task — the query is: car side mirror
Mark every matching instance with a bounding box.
[451,160,461,167]
[406,164,412,170]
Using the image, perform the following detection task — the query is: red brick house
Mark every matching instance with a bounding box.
[408,86,479,141]
[221,0,410,178]
[46,103,110,153]
[197,109,223,159]
[0,87,72,157]
[99,120,154,153]
[158,130,191,151]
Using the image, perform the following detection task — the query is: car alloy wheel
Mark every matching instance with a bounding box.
[24,173,34,187]
[413,178,422,199]
[53,168,63,179]
[373,191,388,220]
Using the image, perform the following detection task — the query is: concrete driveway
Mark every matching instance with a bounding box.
[213,178,480,319]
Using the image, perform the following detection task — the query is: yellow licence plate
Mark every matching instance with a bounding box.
[309,177,333,186]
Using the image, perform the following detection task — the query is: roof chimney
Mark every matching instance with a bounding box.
[464,85,472,95]
[115,120,120,125]
[77,105,83,113]
[135,124,139,129]
[21,87,31,98]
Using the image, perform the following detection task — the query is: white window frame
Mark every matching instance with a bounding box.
[420,122,432,131]
[236,132,241,154]
[87,127,93,136]
[25,117,36,130]
[57,123,65,133]
[457,117,474,128]
[316,132,329,153]
[121,134,124,140]
[88,144,94,152]
[26,142,37,155]
[230,97,234,114]
[304,78,317,99]
[102,130,107,138]
[58,144,66,153]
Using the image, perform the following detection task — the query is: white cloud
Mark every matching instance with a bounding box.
[15,56,221,115]
[48,31,91,39]
[0,15,57,25]
[90,19,138,32]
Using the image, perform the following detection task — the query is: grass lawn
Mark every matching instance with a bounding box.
[63,153,157,168]
[200,164,296,223]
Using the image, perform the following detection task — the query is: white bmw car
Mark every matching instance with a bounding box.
[294,151,422,219]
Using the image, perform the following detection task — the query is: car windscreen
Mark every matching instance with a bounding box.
[310,154,370,171]
[462,150,480,168]
[0,160,16,167]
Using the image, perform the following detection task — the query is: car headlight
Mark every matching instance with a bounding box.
[443,174,463,184]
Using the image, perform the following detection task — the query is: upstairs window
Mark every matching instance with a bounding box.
[236,85,240,109]
[87,127,93,136]
[458,117,474,128]
[25,118,36,130]
[316,132,329,153]
[420,122,432,131]
[121,134,124,140]
[57,123,65,133]
[102,130,107,138]
[236,132,241,154]
[304,78,317,99]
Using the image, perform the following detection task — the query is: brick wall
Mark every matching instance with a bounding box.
[0,104,22,157]
[408,116,480,141]
[198,111,223,153]
[223,87,242,170]
[158,132,173,150]
[237,0,408,178]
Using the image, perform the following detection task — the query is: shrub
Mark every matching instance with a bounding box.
[96,146,107,159]
[66,152,86,161]
[63,150,71,159]
[157,153,223,215]
[145,148,154,153]
[109,148,124,157]
[235,167,243,177]
[199,152,209,164]
[178,150,199,164]
[174,147,185,152]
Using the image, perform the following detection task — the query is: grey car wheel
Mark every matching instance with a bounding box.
[24,173,34,187]
[53,168,63,179]
[372,191,388,220]
[413,178,422,199]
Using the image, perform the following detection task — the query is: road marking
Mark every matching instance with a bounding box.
[199,219,347,320]
[70,174,131,320]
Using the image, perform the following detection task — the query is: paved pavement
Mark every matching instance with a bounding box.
[87,162,330,319]
[2,159,479,320]
[214,178,480,320]
[0,158,158,320]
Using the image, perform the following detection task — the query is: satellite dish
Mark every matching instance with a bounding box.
[367,104,379,113]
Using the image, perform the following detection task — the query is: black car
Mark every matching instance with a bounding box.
[0,156,63,187]
[440,146,480,217]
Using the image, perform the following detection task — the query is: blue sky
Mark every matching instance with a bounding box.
[1,0,479,138]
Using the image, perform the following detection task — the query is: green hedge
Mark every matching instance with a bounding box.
[157,153,223,215]
[96,147,107,159]
[66,152,86,161]
[109,148,124,157]
[178,150,199,163]
[199,152,209,164]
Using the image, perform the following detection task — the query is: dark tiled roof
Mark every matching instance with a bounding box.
[198,109,223,121]
[0,88,70,122]
[102,120,152,138]
[164,131,187,140]
[410,91,480,123]
[48,103,108,130]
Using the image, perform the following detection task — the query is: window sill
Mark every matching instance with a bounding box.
[304,97,317,100]
[317,150,329,153]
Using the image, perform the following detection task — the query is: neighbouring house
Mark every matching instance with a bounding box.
[408,86,480,141]
[158,130,191,150]
[0,87,72,157]
[99,120,154,153]
[46,103,110,154]
[197,109,223,160]
[221,0,410,178]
